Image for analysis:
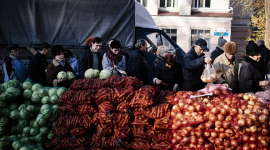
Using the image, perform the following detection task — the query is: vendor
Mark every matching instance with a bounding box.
[46,45,74,88]
[239,42,269,93]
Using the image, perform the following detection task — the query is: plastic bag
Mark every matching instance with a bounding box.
[201,63,217,83]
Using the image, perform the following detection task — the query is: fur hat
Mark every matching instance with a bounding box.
[85,37,94,46]
[218,36,227,47]
[224,41,237,55]
[52,45,64,57]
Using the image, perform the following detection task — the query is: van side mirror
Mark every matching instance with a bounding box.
[147,46,157,54]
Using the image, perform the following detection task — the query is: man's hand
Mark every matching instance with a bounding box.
[155,78,162,85]
[204,57,212,64]
[173,84,179,91]
[259,80,269,86]
[119,70,126,75]
[57,77,67,83]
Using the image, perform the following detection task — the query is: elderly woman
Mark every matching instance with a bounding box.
[102,40,126,76]
[46,45,74,88]
[153,54,182,91]
[153,45,169,71]
[239,42,269,93]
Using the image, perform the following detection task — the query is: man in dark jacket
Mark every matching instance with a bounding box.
[257,40,270,74]
[210,36,227,63]
[79,37,103,79]
[180,39,212,91]
[27,42,51,85]
[128,39,148,85]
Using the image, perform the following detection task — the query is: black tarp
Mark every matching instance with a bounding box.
[0,0,135,48]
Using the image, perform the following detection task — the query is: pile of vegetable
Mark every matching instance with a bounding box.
[84,68,111,79]
[0,79,66,150]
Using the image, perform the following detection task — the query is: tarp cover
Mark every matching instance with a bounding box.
[0,0,135,48]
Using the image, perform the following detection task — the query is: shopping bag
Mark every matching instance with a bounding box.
[200,63,217,83]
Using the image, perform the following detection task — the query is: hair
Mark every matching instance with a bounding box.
[135,38,146,49]
[156,45,169,57]
[40,42,51,50]
[52,45,64,57]
[64,49,73,58]
[110,40,121,49]
[93,37,102,44]
[164,53,177,66]
[257,40,265,45]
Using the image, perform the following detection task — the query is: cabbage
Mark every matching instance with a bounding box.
[57,71,67,79]
[57,87,67,97]
[48,87,58,96]
[40,127,49,135]
[41,109,51,119]
[22,81,32,90]
[43,86,50,92]
[23,90,32,100]
[50,95,59,104]
[18,120,28,128]
[10,110,20,120]
[41,96,50,104]
[10,103,18,110]
[6,87,20,98]
[19,146,31,150]
[38,89,48,97]
[0,92,11,101]
[24,100,33,106]
[0,101,6,109]
[99,69,111,79]
[35,134,46,143]
[3,80,20,89]
[0,116,8,127]
[84,68,95,78]
[31,83,42,91]
[0,126,7,134]
[67,71,75,80]
[52,104,58,110]
[47,131,54,139]
[40,104,51,113]
[30,127,39,136]
[36,116,47,126]
[26,105,35,112]
[18,104,27,111]
[10,126,18,134]
[31,94,41,103]
[94,69,100,78]
[23,126,31,135]
[0,84,4,93]
[2,108,11,117]
[19,109,29,119]
[29,120,36,127]
[12,141,22,150]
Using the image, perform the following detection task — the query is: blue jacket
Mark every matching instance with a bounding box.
[68,56,79,77]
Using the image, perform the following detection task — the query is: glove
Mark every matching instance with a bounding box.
[173,84,179,91]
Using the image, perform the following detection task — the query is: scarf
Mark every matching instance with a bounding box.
[55,59,65,67]
[244,56,264,73]
[107,49,123,64]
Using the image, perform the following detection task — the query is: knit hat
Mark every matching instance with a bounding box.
[224,41,237,55]
[85,37,94,46]
[7,44,19,52]
[246,43,260,56]
[218,36,227,47]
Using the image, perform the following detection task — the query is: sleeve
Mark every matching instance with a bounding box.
[129,55,142,80]
[46,65,58,87]
[213,61,227,84]
[75,59,79,76]
[102,54,114,73]
[118,56,126,71]
[79,54,87,79]
[176,63,183,84]
[239,64,260,89]
[27,57,46,76]
[183,55,205,71]
[153,64,161,84]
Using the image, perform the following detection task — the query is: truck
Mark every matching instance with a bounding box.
[0,0,185,83]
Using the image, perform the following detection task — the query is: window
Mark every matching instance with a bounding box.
[136,0,147,7]
[191,29,211,51]
[160,0,179,8]
[192,0,211,8]
[162,28,177,43]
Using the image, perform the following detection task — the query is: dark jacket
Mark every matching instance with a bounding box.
[239,56,266,93]
[152,57,164,72]
[153,62,182,90]
[27,52,49,85]
[180,47,206,91]
[128,49,148,85]
[79,49,103,79]
[121,50,129,72]
[46,59,74,88]
[259,44,270,74]
[210,46,224,63]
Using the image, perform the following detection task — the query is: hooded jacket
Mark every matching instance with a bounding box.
[210,46,224,63]
[68,55,79,77]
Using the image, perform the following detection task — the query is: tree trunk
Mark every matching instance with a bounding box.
[265,0,270,48]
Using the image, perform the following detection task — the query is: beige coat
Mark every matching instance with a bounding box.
[213,53,239,92]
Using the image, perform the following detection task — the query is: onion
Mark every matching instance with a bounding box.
[231,140,238,147]
[176,113,183,119]
[248,100,255,105]
[243,94,249,100]
[198,137,205,145]
[241,105,247,110]
[250,126,257,132]
[205,121,213,129]
[229,108,238,115]
[242,135,249,142]
[171,111,176,117]
[176,135,182,141]
[219,132,226,138]
[191,112,198,117]
[259,115,268,123]
[198,124,205,130]
[186,98,193,104]
[209,114,217,122]
[215,121,223,128]
[243,145,250,150]
[244,109,251,114]
[217,114,224,121]
[250,114,258,121]
[246,118,253,126]
[189,143,196,148]
[211,108,220,114]
[262,109,269,115]
[234,125,241,131]
[249,136,256,142]
[172,138,177,144]
[225,116,233,122]
[223,121,231,129]
[180,137,190,145]
[237,114,245,119]
[238,108,243,114]
[262,128,269,135]
[214,138,223,146]
[203,98,210,103]
[196,105,203,112]
[178,102,185,108]
[224,105,229,110]
[190,136,197,144]
[186,126,194,132]
[213,89,220,95]
[220,108,228,115]
[172,105,180,111]
[184,111,191,116]
[238,119,246,126]
[223,139,231,148]
[238,93,244,98]
[211,131,218,138]
[204,131,210,137]
[181,129,189,136]
[261,139,268,147]
[225,129,234,138]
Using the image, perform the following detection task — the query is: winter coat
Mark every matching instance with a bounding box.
[210,46,224,63]
[153,62,182,90]
[180,46,206,91]
[239,56,266,93]
[259,44,270,74]
[128,49,148,85]
[27,52,49,85]
[46,59,74,88]
[102,53,126,76]
[3,55,26,83]
[79,48,103,79]
[213,53,239,93]
[68,56,79,77]
[152,57,164,72]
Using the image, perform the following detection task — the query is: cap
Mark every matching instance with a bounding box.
[195,39,209,51]
[246,43,260,56]
[7,44,19,52]
[218,36,227,47]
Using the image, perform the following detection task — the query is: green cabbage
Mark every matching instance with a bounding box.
[67,71,75,80]
[48,87,58,96]
[9,103,18,110]
[84,68,95,78]
[0,116,8,127]
[31,94,41,103]
[41,96,50,104]
[19,146,31,150]
[47,131,54,140]
[18,120,28,128]
[94,69,100,78]
[2,108,11,117]
[31,83,42,91]
[23,90,32,100]
[50,95,59,104]
[10,110,20,120]
[37,89,48,97]
[26,105,35,112]
[3,80,20,89]
[40,104,51,113]
[23,126,31,135]
[57,71,67,79]
[39,127,49,135]
[18,104,27,111]
[0,92,11,101]
[22,81,32,90]
[6,87,20,98]
[19,109,29,119]
[99,69,111,79]
[12,141,22,150]
[57,87,67,97]
[0,101,6,109]
[41,109,51,119]
[24,100,33,106]
[30,127,39,136]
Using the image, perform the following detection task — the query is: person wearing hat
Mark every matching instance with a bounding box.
[27,42,51,85]
[180,39,212,91]
[257,40,270,74]
[3,44,26,83]
[46,45,74,88]
[79,37,103,79]
[210,36,227,63]
[239,42,269,93]
[64,49,79,77]
[213,41,239,93]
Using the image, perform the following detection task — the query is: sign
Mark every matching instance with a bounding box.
[214,27,229,36]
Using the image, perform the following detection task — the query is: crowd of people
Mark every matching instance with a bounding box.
[2,36,270,93]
